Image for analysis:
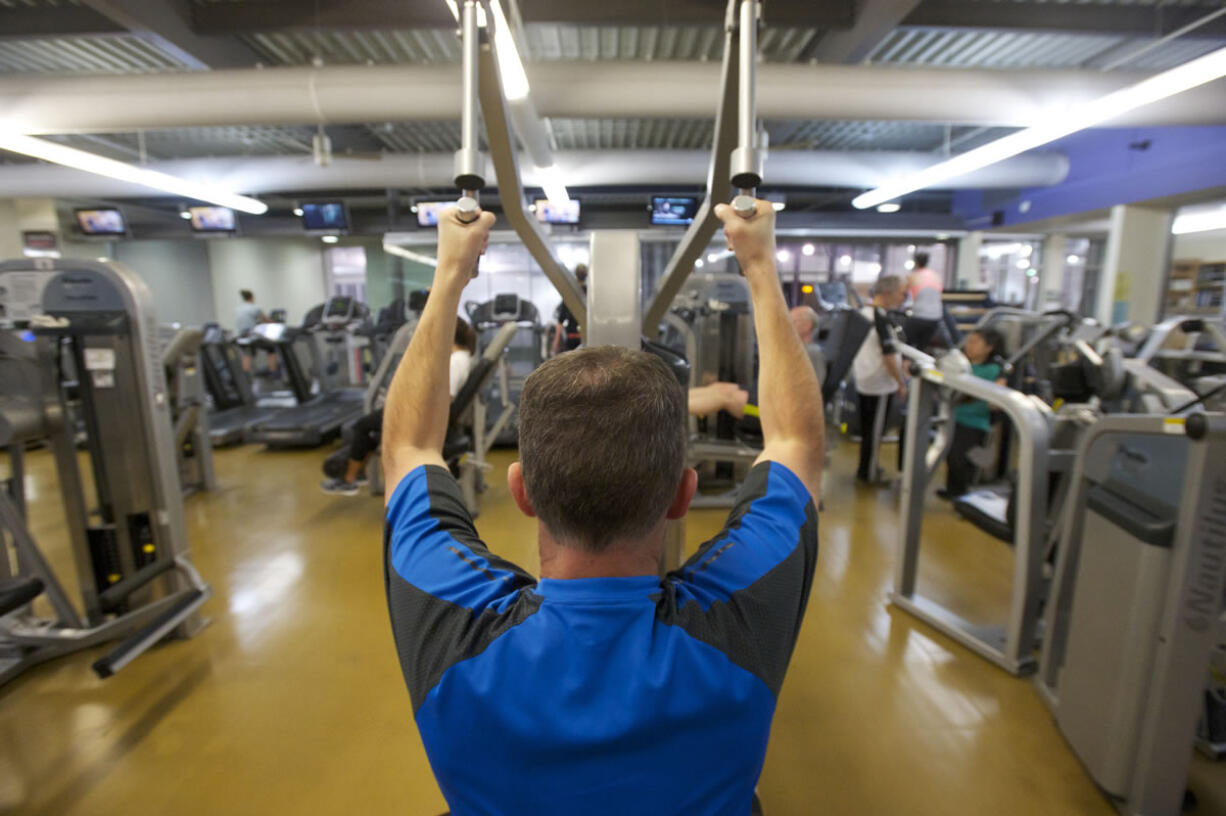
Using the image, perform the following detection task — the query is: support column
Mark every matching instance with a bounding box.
[1040,233,1067,312]
[956,231,983,289]
[0,200,21,259]
[587,231,642,349]
[1098,204,1173,327]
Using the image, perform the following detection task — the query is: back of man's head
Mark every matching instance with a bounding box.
[240,289,254,303]
[914,252,930,270]
[518,346,686,551]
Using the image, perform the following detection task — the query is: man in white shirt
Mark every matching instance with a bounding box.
[234,289,266,335]
[853,275,907,483]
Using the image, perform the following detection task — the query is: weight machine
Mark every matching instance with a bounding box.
[0,258,211,685]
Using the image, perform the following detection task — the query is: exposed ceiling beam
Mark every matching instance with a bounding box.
[190,0,854,33]
[80,0,259,69]
[809,0,924,63]
[191,1,457,33]
[0,5,124,39]
[902,1,1226,38]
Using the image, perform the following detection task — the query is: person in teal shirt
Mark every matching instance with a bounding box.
[942,327,1006,498]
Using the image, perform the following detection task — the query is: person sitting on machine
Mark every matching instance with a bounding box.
[319,318,477,496]
[551,263,587,355]
[853,275,908,484]
[940,327,1007,500]
[381,201,820,815]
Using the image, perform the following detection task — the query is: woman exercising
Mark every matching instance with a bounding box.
[320,317,477,496]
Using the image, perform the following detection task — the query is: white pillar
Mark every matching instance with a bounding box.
[1097,204,1173,327]
[587,231,642,349]
[0,200,20,259]
[956,231,983,289]
[1040,233,1067,312]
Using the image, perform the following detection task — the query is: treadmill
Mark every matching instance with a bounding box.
[200,324,303,446]
[243,298,368,447]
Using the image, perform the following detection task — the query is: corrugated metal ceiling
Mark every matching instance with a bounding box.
[0,34,192,74]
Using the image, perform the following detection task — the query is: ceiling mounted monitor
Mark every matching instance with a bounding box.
[74,208,127,236]
[650,196,699,226]
[415,201,453,228]
[300,201,349,232]
[533,198,580,225]
[188,205,238,233]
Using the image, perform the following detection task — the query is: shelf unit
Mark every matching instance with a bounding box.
[1167,259,1226,317]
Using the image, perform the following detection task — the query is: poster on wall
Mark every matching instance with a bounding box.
[22,231,60,258]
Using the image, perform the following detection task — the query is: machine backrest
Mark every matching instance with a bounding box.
[820,308,872,403]
[449,322,518,426]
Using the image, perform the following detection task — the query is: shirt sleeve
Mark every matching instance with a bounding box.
[662,461,819,696]
[384,465,538,711]
[873,307,897,354]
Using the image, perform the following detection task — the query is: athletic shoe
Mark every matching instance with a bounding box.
[320,478,360,496]
[352,472,369,487]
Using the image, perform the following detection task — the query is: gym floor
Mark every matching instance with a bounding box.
[1,437,1220,815]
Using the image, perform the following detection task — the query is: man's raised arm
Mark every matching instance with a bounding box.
[382,207,495,502]
[715,201,824,500]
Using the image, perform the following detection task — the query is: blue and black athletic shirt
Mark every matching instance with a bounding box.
[384,460,818,816]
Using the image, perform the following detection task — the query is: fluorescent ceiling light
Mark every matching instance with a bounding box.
[1172,207,1226,235]
[383,241,440,268]
[488,0,530,102]
[321,235,339,244]
[876,203,901,213]
[293,207,304,216]
[853,46,1226,210]
[802,243,816,257]
[536,164,571,205]
[0,131,267,215]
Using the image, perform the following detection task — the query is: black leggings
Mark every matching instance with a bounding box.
[349,409,383,462]
[857,393,893,480]
[946,423,987,497]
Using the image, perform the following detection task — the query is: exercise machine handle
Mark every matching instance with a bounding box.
[729,0,762,219]
[454,0,484,224]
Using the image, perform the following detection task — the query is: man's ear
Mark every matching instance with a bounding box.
[666,468,698,520]
[508,462,536,518]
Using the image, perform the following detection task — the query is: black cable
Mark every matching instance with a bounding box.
[1171,381,1226,415]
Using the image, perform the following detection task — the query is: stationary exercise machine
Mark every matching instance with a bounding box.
[465,294,544,445]
[1037,413,1226,816]
[0,258,211,684]
[160,326,216,494]
[199,323,302,446]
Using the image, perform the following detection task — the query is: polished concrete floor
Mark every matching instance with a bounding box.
[0,435,1220,815]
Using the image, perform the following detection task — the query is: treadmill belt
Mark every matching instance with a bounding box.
[245,390,366,447]
[953,487,1013,543]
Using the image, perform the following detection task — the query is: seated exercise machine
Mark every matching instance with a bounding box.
[0,258,211,684]
[465,293,544,446]
[160,326,216,494]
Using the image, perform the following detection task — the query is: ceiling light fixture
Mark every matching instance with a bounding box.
[1172,207,1226,235]
[293,207,304,217]
[0,131,268,215]
[852,46,1226,210]
[179,210,192,220]
[321,235,339,244]
[876,203,901,213]
[536,164,571,205]
[802,243,816,257]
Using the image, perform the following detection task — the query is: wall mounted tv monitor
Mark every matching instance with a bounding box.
[301,201,349,231]
[534,198,580,225]
[415,201,452,228]
[75,208,127,236]
[188,206,237,233]
[650,196,700,226]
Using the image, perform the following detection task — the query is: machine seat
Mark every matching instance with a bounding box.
[953,486,1013,543]
[0,576,44,616]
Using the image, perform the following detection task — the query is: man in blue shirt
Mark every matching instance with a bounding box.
[382,200,823,816]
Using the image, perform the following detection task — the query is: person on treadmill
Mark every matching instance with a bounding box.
[319,318,476,496]
[381,200,821,816]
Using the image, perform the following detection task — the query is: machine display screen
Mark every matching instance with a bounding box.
[75,208,127,235]
[650,196,699,226]
[325,297,353,318]
[534,199,580,225]
[301,202,349,231]
[188,206,238,232]
[415,201,452,228]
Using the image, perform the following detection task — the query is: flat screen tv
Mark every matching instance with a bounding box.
[415,201,452,228]
[650,196,700,226]
[534,198,580,225]
[301,201,349,231]
[188,206,237,233]
[75,208,127,236]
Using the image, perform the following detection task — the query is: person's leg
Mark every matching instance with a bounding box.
[945,423,985,497]
[323,409,383,494]
[857,392,879,481]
